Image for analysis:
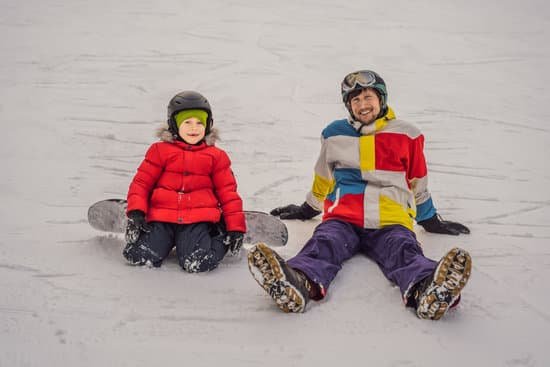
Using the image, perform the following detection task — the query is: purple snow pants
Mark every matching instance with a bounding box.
[287,220,437,301]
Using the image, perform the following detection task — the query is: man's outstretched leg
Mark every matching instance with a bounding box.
[248,220,360,313]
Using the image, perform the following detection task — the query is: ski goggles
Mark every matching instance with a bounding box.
[341,70,378,94]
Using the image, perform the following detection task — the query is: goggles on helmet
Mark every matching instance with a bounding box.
[341,70,378,95]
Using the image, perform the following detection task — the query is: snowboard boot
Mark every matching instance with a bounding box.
[414,247,472,320]
[122,243,162,267]
[248,243,311,313]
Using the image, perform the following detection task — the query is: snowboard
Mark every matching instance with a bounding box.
[88,199,288,247]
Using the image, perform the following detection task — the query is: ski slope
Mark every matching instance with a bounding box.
[1,0,549,366]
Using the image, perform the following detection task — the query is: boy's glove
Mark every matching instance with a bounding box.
[122,242,147,265]
[417,214,470,236]
[270,201,321,220]
[224,231,244,256]
[125,210,151,244]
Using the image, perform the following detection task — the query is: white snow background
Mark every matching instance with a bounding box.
[1,0,549,366]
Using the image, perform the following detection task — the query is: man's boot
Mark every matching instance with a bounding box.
[414,247,472,320]
[248,243,311,313]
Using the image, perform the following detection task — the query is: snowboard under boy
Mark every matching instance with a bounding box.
[123,91,246,272]
[248,70,472,320]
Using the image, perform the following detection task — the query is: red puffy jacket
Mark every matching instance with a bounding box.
[126,128,246,232]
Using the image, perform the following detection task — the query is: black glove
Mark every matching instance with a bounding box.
[417,214,470,236]
[223,231,244,256]
[125,210,151,244]
[122,242,147,265]
[270,201,322,220]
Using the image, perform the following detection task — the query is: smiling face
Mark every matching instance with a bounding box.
[178,117,206,144]
[349,88,382,124]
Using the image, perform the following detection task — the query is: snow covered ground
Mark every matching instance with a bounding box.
[1,0,549,365]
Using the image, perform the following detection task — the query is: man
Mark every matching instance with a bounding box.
[248,70,471,320]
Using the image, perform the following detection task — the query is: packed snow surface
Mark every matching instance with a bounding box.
[1,0,549,366]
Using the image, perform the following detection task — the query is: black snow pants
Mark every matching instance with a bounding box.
[123,222,227,272]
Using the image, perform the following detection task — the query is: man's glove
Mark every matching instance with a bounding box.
[223,231,244,256]
[417,214,470,236]
[270,201,322,220]
[125,210,151,244]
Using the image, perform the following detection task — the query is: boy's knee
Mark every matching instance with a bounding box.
[179,248,219,273]
[123,243,162,267]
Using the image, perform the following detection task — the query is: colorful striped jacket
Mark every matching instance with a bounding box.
[305,107,436,231]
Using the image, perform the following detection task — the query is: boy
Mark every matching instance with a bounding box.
[248,71,471,320]
[123,91,246,272]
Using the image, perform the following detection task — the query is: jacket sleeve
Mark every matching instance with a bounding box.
[407,134,437,222]
[211,150,246,232]
[126,144,164,214]
[306,135,335,211]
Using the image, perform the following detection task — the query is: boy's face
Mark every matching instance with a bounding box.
[349,88,381,124]
[178,117,206,144]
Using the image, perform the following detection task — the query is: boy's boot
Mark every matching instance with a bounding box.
[122,243,162,267]
[414,247,472,320]
[248,243,311,313]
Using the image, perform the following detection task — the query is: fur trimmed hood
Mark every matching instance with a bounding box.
[155,123,219,146]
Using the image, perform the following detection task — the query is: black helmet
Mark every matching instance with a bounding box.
[167,91,213,135]
[341,70,388,117]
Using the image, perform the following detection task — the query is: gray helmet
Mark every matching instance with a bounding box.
[167,91,213,135]
[341,70,388,117]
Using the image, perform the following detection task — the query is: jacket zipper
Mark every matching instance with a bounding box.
[177,191,183,223]
[178,163,185,223]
